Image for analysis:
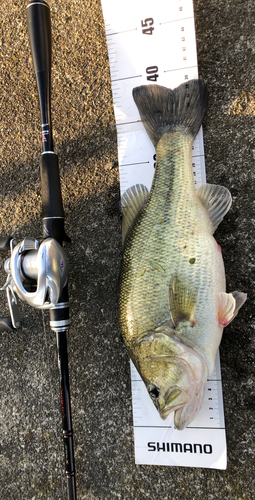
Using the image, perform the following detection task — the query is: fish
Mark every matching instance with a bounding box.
[118,79,247,430]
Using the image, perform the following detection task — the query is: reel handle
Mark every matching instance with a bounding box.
[0,237,12,251]
[0,317,13,333]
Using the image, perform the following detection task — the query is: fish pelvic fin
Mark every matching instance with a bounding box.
[121,184,149,244]
[218,291,247,327]
[197,183,232,233]
[168,275,197,328]
[132,79,208,147]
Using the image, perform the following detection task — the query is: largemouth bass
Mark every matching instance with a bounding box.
[118,79,247,430]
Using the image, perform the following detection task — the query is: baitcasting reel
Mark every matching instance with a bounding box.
[0,236,68,331]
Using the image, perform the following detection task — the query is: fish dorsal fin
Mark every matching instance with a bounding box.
[121,184,149,243]
[218,291,247,327]
[169,276,197,328]
[197,183,232,233]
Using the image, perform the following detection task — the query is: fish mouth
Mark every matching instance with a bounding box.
[160,407,178,420]
[160,403,185,420]
[159,388,189,420]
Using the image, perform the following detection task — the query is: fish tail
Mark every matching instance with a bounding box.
[132,79,208,147]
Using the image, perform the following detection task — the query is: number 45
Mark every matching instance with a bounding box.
[141,18,154,35]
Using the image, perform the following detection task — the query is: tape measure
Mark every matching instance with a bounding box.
[102,0,206,195]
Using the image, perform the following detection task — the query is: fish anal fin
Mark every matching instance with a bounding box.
[218,291,247,327]
[197,183,232,233]
[169,276,197,328]
[121,184,149,244]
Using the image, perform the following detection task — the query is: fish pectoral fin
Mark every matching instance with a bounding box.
[169,276,197,328]
[121,184,149,243]
[218,291,247,327]
[197,183,232,233]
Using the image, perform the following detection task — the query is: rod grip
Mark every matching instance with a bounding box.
[27,0,53,150]
[27,0,51,74]
[40,152,65,219]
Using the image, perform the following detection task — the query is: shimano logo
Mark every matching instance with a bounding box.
[148,442,213,454]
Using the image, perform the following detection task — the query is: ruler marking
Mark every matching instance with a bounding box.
[112,75,142,82]
[164,65,197,73]
[133,378,222,383]
[133,425,225,430]
[121,162,150,167]
[159,16,194,25]
[106,28,138,37]
[116,120,140,126]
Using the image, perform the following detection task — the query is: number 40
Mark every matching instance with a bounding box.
[146,66,159,82]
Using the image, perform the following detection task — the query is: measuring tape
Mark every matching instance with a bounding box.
[101,0,227,469]
[102,0,206,195]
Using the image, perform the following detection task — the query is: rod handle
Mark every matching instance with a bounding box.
[40,153,71,243]
[27,0,51,75]
[40,152,65,219]
[27,0,53,150]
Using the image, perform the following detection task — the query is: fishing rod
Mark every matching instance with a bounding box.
[0,1,76,498]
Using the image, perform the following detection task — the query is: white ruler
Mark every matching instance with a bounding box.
[130,352,226,468]
[101,0,227,469]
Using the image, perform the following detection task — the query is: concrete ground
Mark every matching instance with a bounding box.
[0,0,254,498]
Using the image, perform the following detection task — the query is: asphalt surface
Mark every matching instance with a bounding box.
[0,0,254,499]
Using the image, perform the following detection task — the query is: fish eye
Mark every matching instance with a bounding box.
[148,385,160,399]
